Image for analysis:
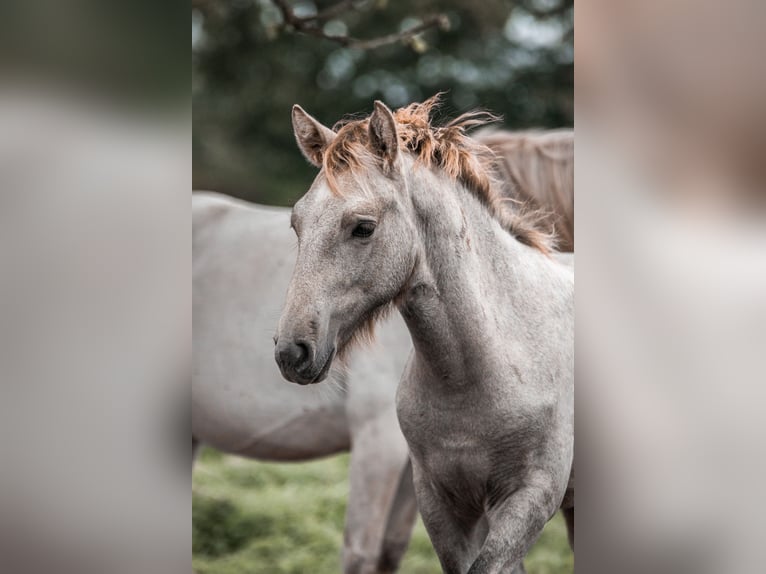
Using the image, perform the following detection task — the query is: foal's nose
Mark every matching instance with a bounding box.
[275,338,312,372]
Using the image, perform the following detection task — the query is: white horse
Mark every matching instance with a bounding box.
[275,96,573,574]
[193,192,418,574]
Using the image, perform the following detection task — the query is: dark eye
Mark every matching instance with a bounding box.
[352,221,376,238]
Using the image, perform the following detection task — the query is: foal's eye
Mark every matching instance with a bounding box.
[352,221,376,238]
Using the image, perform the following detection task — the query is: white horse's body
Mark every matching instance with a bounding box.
[192,192,417,574]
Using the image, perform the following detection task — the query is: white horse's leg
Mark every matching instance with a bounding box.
[376,459,418,573]
[343,414,411,574]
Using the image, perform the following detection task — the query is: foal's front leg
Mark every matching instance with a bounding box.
[412,464,475,574]
[466,478,561,574]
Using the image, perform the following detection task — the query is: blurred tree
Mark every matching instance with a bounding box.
[0,0,187,107]
[193,0,572,205]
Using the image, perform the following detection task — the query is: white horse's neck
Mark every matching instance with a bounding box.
[398,167,569,391]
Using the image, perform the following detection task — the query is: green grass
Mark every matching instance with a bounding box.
[193,448,573,574]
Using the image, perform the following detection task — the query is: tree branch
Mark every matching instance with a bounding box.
[305,0,359,23]
[271,0,449,51]
[347,15,449,50]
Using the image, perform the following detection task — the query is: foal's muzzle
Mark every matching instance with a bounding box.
[274,337,335,385]
[275,337,312,374]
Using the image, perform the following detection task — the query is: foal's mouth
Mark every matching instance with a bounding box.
[297,346,335,385]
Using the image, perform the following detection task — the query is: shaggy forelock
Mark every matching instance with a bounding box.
[321,94,553,253]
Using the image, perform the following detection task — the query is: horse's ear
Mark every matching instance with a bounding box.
[368,100,398,169]
[292,105,336,168]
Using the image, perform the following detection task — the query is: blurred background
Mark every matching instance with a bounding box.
[192,1,573,573]
[192,0,573,205]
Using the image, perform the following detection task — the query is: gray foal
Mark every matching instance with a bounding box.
[275,96,574,573]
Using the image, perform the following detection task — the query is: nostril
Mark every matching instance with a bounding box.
[276,338,313,371]
[294,340,310,364]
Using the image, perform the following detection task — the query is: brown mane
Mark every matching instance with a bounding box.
[322,94,553,253]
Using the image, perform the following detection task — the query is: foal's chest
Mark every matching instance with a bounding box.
[398,378,544,507]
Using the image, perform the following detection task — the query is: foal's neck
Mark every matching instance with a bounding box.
[399,171,554,388]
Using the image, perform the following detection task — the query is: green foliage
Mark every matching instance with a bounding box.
[0,1,187,108]
[525,511,574,574]
[192,448,573,573]
[192,494,263,557]
[193,0,573,205]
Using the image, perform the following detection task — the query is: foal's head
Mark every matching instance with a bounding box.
[274,96,549,385]
[274,101,417,385]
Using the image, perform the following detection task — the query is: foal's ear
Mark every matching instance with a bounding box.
[368,100,399,169]
[292,105,336,168]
